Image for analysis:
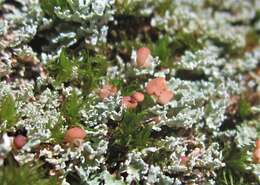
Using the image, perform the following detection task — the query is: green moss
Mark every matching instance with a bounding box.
[110,78,124,89]
[245,30,259,51]
[173,31,203,53]
[144,147,173,168]
[46,50,74,86]
[113,110,152,151]
[216,142,256,185]
[238,99,252,118]
[47,50,108,93]
[48,119,65,143]
[0,95,18,130]
[153,36,173,69]
[0,160,59,185]
[217,169,253,185]
[77,53,108,94]
[61,90,84,125]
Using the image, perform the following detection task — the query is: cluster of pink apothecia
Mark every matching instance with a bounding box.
[99,47,174,109]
